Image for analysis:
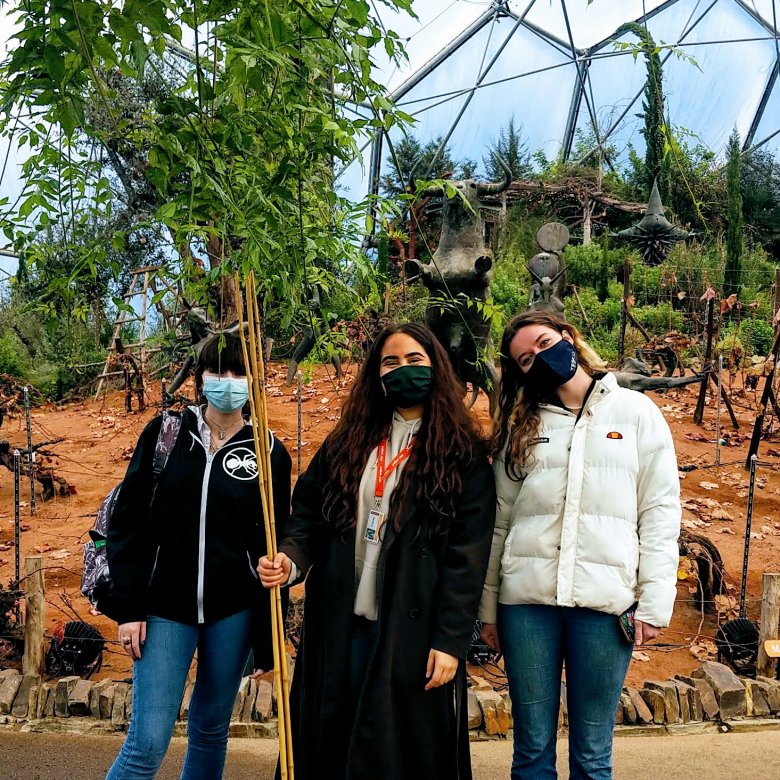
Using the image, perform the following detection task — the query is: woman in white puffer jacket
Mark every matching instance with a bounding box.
[479,310,681,780]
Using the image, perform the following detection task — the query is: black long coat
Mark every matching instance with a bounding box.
[278,444,496,780]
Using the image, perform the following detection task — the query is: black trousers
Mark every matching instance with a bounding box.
[349,615,379,706]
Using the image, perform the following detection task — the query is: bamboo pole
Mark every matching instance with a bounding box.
[248,275,294,761]
[235,272,294,779]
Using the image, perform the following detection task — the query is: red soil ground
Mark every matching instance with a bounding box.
[1,363,779,688]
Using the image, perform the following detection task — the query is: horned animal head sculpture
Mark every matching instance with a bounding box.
[404,156,513,410]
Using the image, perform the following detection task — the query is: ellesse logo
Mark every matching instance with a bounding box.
[606,432,623,440]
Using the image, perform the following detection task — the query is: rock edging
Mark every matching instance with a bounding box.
[1,661,779,740]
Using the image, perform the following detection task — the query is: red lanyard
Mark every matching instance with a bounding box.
[374,438,414,499]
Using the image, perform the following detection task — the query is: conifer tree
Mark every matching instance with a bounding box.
[725,127,744,299]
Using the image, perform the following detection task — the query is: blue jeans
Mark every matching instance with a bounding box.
[106,609,252,780]
[498,604,633,780]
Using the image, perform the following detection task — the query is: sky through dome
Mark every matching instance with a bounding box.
[336,0,780,201]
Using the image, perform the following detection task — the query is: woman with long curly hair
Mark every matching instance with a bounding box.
[479,310,681,780]
[259,322,495,780]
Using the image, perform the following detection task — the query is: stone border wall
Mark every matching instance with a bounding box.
[1,661,779,739]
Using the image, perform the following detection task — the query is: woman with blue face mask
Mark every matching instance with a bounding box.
[258,322,495,780]
[479,310,681,780]
[104,333,291,780]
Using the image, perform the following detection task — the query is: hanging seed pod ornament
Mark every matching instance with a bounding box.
[613,181,694,265]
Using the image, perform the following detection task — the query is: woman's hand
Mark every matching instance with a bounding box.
[258,552,292,588]
[635,620,661,646]
[425,649,459,691]
[118,622,146,661]
[249,668,265,680]
[480,623,501,654]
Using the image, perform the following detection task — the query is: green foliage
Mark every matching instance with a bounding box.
[491,257,529,320]
[381,134,460,195]
[1,0,413,336]
[725,127,744,297]
[0,332,29,377]
[483,117,533,180]
[742,149,780,259]
[632,303,684,333]
[719,317,775,362]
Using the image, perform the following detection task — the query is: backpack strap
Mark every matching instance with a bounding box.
[151,411,183,479]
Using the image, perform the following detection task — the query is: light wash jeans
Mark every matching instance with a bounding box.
[105,609,252,780]
[498,604,633,780]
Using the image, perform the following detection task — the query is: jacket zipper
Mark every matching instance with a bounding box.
[149,545,161,585]
[197,451,216,623]
[247,550,259,579]
[189,411,269,624]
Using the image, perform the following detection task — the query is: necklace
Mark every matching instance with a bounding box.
[206,412,243,446]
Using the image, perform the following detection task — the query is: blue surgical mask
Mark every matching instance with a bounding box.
[202,376,249,413]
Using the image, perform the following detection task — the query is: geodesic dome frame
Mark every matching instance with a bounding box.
[336,0,780,201]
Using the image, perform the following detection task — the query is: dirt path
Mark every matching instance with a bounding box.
[2,729,780,779]
[2,365,780,686]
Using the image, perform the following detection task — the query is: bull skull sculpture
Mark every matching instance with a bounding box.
[405,157,512,409]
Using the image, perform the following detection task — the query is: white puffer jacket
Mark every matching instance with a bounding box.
[479,373,681,628]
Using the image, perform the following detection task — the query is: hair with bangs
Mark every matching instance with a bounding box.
[195,333,247,393]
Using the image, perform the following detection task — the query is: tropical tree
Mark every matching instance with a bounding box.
[0,0,413,333]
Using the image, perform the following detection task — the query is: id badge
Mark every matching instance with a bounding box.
[364,509,385,544]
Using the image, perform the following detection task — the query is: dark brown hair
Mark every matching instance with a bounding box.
[194,333,246,393]
[491,310,606,478]
[322,322,482,537]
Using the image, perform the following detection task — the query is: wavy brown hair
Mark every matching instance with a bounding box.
[491,310,606,479]
[322,322,481,536]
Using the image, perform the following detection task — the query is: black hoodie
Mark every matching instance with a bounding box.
[106,406,291,668]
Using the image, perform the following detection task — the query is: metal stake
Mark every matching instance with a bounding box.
[716,355,723,466]
[161,377,168,413]
[13,449,21,622]
[23,387,35,514]
[297,371,303,477]
[740,454,758,618]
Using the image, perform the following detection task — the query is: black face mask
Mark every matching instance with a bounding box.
[525,338,579,390]
[381,365,433,408]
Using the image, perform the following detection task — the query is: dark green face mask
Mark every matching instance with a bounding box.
[381,365,433,408]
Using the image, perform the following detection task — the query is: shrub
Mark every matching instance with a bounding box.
[492,257,529,320]
[0,333,29,378]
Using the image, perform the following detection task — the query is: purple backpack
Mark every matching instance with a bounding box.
[81,413,182,611]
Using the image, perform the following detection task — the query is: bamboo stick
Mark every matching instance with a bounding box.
[248,273,294,772]
[235,272,294,779]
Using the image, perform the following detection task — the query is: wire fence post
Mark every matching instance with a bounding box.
[13,449,21,622]
[740,455,758,618]
[297,370,303,477]
[758,572,780,678]
[24,386,35,515]
[618,259,630,365]
[715,354,723,466]
[694,297,716,425]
